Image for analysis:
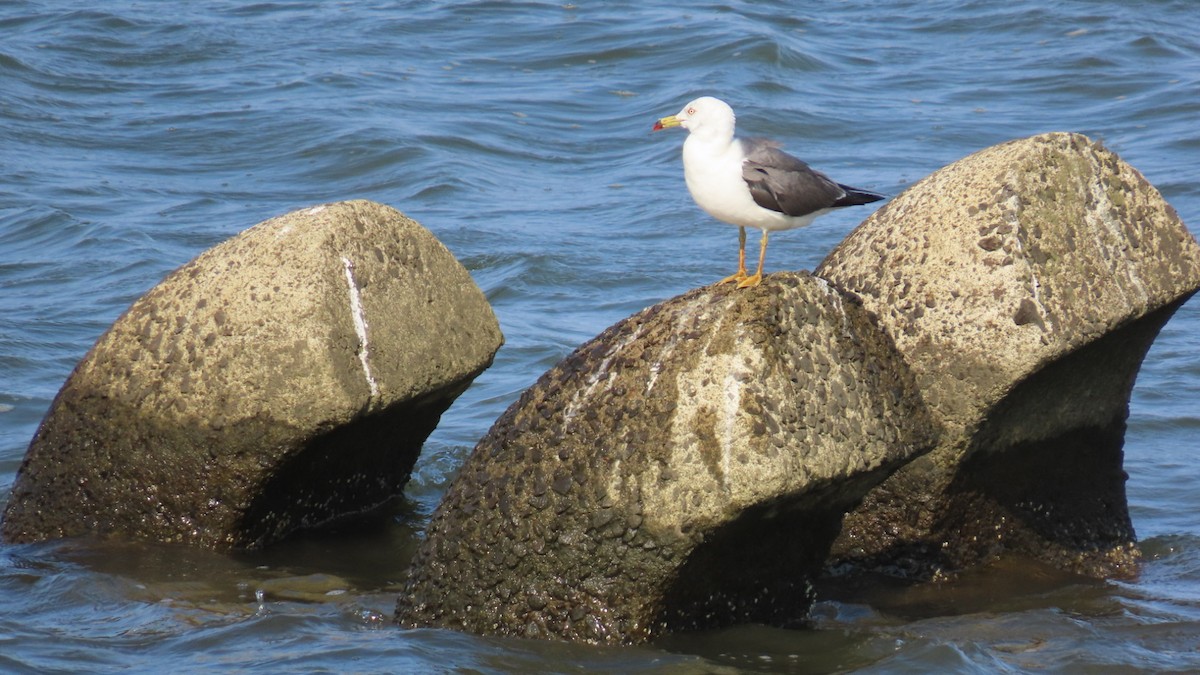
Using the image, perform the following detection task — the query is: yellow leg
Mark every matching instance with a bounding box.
[717,227,750,285]
[737,230,768,288]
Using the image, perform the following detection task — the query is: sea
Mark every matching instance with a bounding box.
[2,1,1199,672]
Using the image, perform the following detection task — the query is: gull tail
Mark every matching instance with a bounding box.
[834,184,886,207]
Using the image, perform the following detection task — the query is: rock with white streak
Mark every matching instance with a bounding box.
[2,200,502,549]
[396,272,937,644]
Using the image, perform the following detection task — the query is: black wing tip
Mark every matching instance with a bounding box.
[836,185,887,207]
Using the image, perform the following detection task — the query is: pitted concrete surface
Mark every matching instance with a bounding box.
[397,272,936,644]
[818,133,1200,578]
[3,200,502,549]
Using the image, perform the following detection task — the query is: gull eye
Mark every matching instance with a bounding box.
[687,107,696,115]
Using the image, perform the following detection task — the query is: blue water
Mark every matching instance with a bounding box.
[2,1,1199,671]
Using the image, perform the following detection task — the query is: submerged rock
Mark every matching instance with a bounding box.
[816,132,1200,579]
[2,200,502,549]
[396,273,937,644]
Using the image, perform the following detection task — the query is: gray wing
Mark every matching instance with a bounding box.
[741,139,854,217]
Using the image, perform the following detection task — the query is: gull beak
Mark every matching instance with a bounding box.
[652,115,681,132]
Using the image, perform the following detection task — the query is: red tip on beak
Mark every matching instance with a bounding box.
[652,120,664,131]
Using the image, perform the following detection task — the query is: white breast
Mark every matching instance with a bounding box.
[682,137,794,231]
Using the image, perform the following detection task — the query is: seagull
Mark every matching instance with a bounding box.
[653,96,885,288]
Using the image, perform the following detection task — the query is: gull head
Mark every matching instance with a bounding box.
[652,96,736,140]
